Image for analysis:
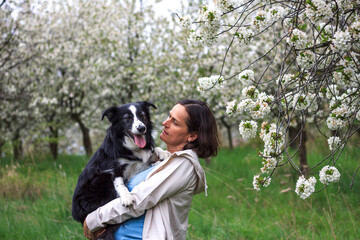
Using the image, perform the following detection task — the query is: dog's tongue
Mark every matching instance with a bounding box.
[134,135,146,148]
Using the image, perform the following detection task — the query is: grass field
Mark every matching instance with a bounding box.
[0,145,359,239]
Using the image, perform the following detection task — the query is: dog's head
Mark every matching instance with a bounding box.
[102,101,157,151]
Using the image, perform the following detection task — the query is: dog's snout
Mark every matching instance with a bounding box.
[137,125,146,133]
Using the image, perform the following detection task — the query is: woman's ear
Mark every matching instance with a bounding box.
[187,132,198,142]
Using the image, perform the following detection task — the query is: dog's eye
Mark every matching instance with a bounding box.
[139,112,146,119]
[123,114,132,120]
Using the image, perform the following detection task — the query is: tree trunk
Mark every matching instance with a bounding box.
[49,126,58,160]
[0,139,4,157]
[299,127,308,175]
[12,130,23,160]
[288,126,298,149]
[220,117,233,150]
[72,114,92,157]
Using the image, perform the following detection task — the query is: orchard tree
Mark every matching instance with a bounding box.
[0,1,44,158]
[180,0,360,199]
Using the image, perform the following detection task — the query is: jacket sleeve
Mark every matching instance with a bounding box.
[85,157,197,232]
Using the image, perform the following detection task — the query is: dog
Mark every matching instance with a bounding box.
[72,101,165,239]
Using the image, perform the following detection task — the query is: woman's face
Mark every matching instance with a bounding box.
[160,104,197,153]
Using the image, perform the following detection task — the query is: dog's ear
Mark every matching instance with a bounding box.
[102,106,118,122]
[139,101,157,111]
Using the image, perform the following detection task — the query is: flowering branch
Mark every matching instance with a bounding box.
[182,0,360,199]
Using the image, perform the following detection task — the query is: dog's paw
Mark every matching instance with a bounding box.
[120,191,134,207]
[154,147,171,161]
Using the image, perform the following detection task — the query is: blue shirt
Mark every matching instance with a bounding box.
[114,165,156,240]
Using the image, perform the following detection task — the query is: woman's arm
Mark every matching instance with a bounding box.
[85,157,197,232]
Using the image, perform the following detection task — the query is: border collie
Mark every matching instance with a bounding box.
[72,101,162,239]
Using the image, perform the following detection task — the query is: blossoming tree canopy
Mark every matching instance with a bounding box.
[181,0,360,198]
[2,0,213,159]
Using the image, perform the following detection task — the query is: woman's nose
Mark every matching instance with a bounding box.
[162,118,170,127]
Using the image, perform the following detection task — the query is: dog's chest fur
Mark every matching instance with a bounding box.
[117,147,153,181]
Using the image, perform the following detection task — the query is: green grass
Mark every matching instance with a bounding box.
[0,146,359,239]
[0,155,86,239]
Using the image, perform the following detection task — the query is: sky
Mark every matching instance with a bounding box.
[8,0,189,20]
[146,0,186,18]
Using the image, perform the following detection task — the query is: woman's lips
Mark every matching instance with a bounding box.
[162,129,168,135]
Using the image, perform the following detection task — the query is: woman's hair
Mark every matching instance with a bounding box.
[178,99,219,159]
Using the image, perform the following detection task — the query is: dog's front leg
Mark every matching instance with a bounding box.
[153,147,171,161]
[113,177,134,207]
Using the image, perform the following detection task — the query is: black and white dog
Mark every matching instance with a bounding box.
[72,101,164,239]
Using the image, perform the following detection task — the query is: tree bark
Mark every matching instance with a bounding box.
[49,126,58,159]
[72,114,92,157]
[299,127,308,175]
[12,130,23,160]
[288,125,308,175]
[0,139,4,157]
[288,126,298,149]
[220,117,233,150]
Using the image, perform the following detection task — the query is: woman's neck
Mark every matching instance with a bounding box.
[167,144,185,154]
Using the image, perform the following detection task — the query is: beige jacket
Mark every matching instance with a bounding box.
[86,149,207,240]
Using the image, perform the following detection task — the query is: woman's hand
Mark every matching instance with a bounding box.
[83,220,106,239]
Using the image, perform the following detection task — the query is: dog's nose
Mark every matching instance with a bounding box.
[137,125,146,133]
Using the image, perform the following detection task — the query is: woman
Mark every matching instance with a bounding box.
[83,99,219,240]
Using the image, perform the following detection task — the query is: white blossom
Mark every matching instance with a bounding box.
[250,98,271,119]
[238,99,255,113]
[259,122,284,156]
[296,50,316,70]
[258,92,274,103]
[238,69,255,86]
[226,100,237,115]
[216,0,235,13]
[318,22,334,36]
[198,75,224,91]
[261,157,277,174]
[325,84,339,98]
[331,103,352,119]
[253,174,271,191]
[326,116,347,130]
[337,0,360,10]
[266,6,287,24]
[239,120,258,140]
[236,28,254,45]
[180,15,192,29]
[327,136,342,151]
[332,30,352,52]
[305,0,332,23]
[319,165,341,184]
[348,20,360,40]
[252,6,287,31]
[188,29,218,47]
[292,93,314,111]
[277,73,295,86]
[295,175,317,199]
[286,29,308,49]
[188,5,221,47]
[333,67,356,86]
[260,122,275,140]
[252,10,267,31]
[242,86,259,99]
